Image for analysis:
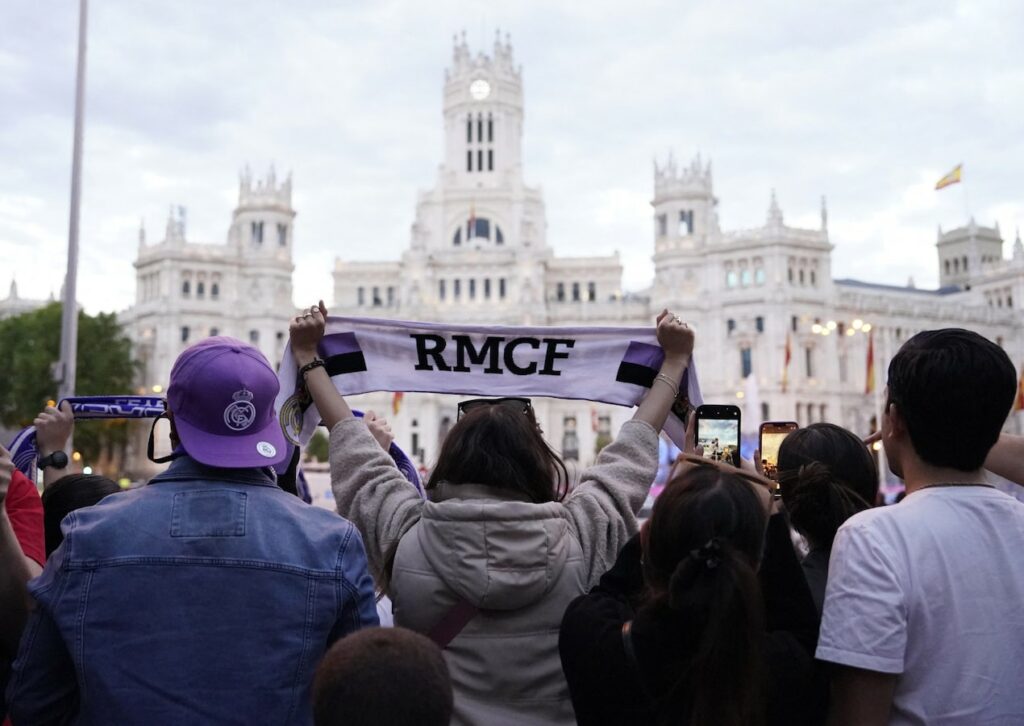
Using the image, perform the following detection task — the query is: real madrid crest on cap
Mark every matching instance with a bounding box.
[224,388,257,431]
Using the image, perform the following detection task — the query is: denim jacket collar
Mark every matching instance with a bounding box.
[148,455,279,489]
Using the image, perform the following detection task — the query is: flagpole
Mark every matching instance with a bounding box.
[58,0,88,405]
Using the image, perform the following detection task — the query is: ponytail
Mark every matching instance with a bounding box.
[659,539,766,726]
[782,462,872,548]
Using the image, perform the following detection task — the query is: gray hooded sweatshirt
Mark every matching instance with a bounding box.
[329,417,659,726]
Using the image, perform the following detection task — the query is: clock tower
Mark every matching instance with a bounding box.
[442,30,525,187]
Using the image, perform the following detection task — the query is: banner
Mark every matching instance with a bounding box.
[277,317,702,449]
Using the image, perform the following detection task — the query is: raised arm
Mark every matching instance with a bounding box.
[289,302,423,578]
[632,309,694,430]
[984,433,1024,485]
[34,401,74,489]
[290,301,354,430]
[563,310,695,586]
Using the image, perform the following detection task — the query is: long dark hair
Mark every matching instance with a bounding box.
[376,401,569,596]
[426,402,569,503]
[642,466,768,726]
[777,423,876,550]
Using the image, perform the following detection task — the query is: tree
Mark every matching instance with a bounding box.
[306,429,329,463]
[0,303,137,463]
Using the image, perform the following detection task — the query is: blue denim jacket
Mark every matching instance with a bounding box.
[6,457,379,725]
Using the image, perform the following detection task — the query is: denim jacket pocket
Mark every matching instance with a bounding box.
[171,490,247,537]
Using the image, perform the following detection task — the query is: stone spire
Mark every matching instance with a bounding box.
[7,278,17,300]
[820,195,828,232]
[1014,227,1023,262]
[767,189,783,227]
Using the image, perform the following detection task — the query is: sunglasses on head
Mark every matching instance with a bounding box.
[456,397,533,420]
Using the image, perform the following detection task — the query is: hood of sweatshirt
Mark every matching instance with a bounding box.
[416,482,571,611]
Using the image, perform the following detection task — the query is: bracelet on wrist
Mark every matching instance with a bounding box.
[299,357,326,380]
[653,373,680,398]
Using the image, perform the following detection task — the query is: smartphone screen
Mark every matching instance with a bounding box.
[695,405,741,466]
[759,421,799,481]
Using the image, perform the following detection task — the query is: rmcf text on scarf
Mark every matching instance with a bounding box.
[411,334,575,376]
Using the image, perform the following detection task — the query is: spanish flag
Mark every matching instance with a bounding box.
[1014,367,1024,412]
[781,332,792,393]
[935,164,962,190]
[392,391,404,415]
[865,329,876,395]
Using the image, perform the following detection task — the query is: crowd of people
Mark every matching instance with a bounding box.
[1,302,1023,725]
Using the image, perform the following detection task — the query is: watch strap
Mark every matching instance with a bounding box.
[38,450,69,470]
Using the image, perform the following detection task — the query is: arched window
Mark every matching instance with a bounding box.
[963,256,968,271]
[488,149,493,171]
[740,268,751,287]
[211,282,219,299]
[197,281,205,298]
[496,226,504,244]
[726,271,738,288]
[466,115,472,143]
[182,280,190,296]
[477,114,483,142]
[453,228,461,246]
[487,114,493,142]
[945,260,950,275]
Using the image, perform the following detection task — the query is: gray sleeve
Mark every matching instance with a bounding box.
[562,419,659,587]
[328,418,423,577]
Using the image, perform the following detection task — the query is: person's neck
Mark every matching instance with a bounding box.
[901,459,988,495]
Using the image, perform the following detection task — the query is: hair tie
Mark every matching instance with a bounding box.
[689,537,722,569]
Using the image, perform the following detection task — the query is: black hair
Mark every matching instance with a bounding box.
[312,627,452,726]
[887,328,1016,471]
[777,423,877,549]
[642,466,768,726]
[41,474,122,556]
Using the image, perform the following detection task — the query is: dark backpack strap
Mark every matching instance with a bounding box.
[428,600,480,649]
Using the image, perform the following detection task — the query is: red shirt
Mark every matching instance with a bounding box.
[5,470,45,567]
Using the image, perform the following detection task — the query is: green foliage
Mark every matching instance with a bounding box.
[0,302,137,460]
[594,431,612,455]
[306,429,329,463]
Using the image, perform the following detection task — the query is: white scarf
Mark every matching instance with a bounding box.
[276,317,702,448]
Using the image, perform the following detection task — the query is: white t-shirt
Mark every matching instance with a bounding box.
[817,486,1024,726]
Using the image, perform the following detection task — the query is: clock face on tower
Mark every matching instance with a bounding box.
[469,79,491,100]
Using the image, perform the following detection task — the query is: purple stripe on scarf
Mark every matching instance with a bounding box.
[621,340,664,369]
[319,332,362,358]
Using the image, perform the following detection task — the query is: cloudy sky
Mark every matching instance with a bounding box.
[2,0,1022,314]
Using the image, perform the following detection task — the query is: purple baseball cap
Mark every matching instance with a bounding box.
[166,337,287,468]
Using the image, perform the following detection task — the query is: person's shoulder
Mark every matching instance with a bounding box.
[7,469,41,507]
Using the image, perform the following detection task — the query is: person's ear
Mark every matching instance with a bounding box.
[886,402,908,439]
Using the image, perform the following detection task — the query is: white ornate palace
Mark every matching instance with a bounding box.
[122,34,1024,469]
[121,168,296,390]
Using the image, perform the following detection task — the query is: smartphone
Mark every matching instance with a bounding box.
[694,405,741,467]
[759,421,799,482]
